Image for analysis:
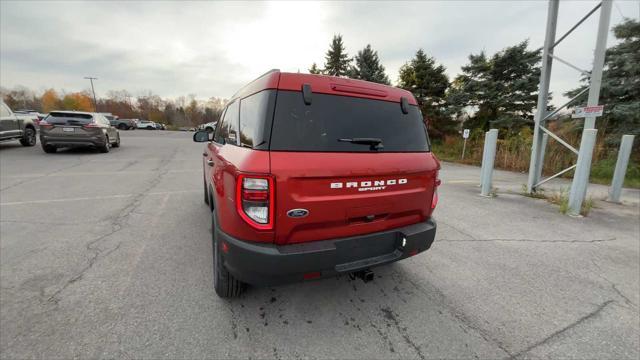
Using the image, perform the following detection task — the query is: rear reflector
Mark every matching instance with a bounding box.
[431,190,439,210]
[303,272,321,280]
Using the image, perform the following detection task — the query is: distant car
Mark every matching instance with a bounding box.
[39,111,120,153]
[156,123,166,130]
[104,114,136,130]
[137,120,159,130]
[201,121,217,132]
[0,101,37,146]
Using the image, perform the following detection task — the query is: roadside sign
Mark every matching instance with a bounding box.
[461,129,470,160]
[572,105,604,118]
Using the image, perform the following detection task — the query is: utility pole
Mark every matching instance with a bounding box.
[84,76,99,112]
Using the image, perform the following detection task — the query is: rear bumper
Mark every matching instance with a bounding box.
[218,219,436,286]
[40,135,106,147]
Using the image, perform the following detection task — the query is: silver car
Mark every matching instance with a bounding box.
[39,111,120,153]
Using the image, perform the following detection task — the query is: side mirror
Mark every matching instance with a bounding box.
[193,130,211,143]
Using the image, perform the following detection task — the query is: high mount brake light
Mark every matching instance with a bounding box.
[236,174,274,230]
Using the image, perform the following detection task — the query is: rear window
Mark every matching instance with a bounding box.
[269,91,429,152]
[46,112,93,125]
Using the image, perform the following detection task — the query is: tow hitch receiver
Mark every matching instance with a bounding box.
[349,269,374,283]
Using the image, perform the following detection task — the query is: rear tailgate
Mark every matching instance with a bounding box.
[42,113,102,137]
[268,89,439,245]
[271,152,438,245]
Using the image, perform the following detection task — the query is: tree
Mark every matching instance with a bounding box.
[398,49,454,136]
[60,92,93,111]
[309,63,322,75]
[565,19,639,149]
[41,89,62,113]
[448,41,541,131]
[348,44,390,85]
[323,34,351,77]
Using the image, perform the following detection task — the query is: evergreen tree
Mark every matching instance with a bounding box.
[448,41,541,131]
[398,49,453,136]
[309,62,322,75]
[565,19,639,148]
[348,44,390,84]
[323,34,351,77]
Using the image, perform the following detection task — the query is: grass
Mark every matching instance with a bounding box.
[520,185,596,216]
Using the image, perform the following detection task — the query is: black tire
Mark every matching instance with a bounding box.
[99,136,110,153]
[112,134,120,148]
[212,211,244,298]
[42,144,56,153]
[20,127,37,146]
[118,123,127,130]
[146,126,154,130]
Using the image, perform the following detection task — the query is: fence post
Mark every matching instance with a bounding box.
[608,135,635,203]
[567,129,598,216]
[480,129,499,197]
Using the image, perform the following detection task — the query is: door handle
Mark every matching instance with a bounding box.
[207,159,214,166]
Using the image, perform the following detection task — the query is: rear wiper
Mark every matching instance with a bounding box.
[338,137,384,150]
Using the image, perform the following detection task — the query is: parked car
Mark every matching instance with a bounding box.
[201,121,217,132]
[0,101,37,146]
[193,70,440,297]
[39,111,120,153]
[105,115,136,130]
[137,120,158,130]
[156,123,166,130]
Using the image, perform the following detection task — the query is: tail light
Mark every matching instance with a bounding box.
[236,174,274,230]
[431,177,441,210]
[82,122,101,129]
[39,120,53,128]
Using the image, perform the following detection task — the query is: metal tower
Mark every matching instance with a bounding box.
[526,0,613,216]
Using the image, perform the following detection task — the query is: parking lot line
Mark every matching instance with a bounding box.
[0,190,199,206]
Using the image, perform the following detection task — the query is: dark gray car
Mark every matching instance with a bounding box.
[39,111,120,153]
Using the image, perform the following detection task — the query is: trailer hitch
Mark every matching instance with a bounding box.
[349,269,374,283]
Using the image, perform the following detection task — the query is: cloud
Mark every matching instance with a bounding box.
[1,0,637,106]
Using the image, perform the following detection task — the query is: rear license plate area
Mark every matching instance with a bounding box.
[334,232,399,265]
[63,127,75,132]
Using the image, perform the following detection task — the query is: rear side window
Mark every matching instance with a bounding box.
[270,91,429,152]
[226,101,240,145]
[46,112,93,125]
[239,90,276,149]
[214,101,239,145]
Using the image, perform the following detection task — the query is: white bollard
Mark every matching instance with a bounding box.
[608,135,635,203]
[480,129,499,197]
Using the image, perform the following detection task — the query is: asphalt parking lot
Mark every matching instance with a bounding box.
[1,130,638,359]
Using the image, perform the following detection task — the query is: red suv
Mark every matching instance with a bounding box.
[194,70,440,297]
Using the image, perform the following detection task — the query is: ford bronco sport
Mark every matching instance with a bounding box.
[194,70,440,298]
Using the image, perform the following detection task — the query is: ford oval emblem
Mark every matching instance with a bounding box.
[287,209,309,218]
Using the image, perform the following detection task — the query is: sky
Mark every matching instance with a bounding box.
[0,0,638,106]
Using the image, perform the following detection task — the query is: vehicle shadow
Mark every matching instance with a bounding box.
[214,260,475,358]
